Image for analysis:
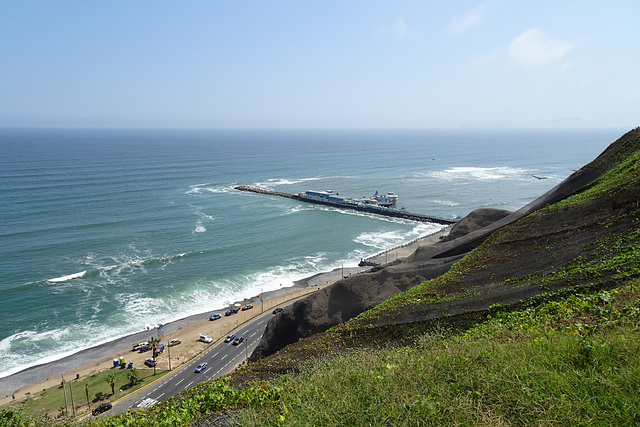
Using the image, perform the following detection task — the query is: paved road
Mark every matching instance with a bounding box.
[107,308,277,415]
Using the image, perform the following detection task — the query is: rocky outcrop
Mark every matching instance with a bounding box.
[250,254,458,360]
[442,208,512,242]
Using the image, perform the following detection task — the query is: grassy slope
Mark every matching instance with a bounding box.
[3,128,640,426]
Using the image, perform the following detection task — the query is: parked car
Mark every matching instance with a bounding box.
[137,343,151,352]
[168,338,182,347]
[195,362,208,373]
[152,344,166,358]
[224,334,236,343]
[209,313,222,321]
[144,358,157,367]
[198,334,213,343]
[132,341,148,351]
[273,307,283,314]
[241,304,253,311]
[225,307,239,316]
[92,402,112,416]
[232,336,244,346]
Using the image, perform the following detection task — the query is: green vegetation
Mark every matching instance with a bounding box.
[5,282,637,426]
[235,282,640,426]
[543,129,640,211]
[2,368,167,421]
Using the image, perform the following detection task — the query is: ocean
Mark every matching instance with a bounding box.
[0,127,623,380]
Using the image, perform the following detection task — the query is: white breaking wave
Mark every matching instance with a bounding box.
[354,222,443,251]
[431,199,461,207]
[195,210,215,221]
[47,271,86,283]
[355,230,407,249]
[253,176,323,189]
[186,183,233,195]
[424,166,530,182]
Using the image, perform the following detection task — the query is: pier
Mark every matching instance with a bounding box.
[234,186,456,225]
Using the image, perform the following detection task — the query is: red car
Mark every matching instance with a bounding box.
[241,304,253,311]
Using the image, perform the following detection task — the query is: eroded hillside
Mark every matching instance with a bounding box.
[235,127,640,384]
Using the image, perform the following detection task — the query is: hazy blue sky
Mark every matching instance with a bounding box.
[1,1,638,129]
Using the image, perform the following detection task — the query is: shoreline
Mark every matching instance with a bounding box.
[0,230,446,405]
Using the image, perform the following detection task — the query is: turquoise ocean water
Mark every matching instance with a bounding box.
[0,128,623,379]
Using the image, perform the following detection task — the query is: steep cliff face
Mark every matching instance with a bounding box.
[251,255,457,359]
[442,208,512,242]
[251,128,640,361]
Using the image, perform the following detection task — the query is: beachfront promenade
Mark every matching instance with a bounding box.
[234,186,456,225]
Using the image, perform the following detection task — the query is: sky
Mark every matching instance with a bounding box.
[1,1,638,129]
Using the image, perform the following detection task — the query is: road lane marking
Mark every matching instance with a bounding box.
[136,398,158,408]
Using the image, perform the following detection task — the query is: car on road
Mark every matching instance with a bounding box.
[92,402,112,416]
[195,362,208,373]
[273,307,283,314]
[241,304,253,311]
[198,334,213,343]
[168,338,182,347]
[224,334,236,343]
[144,358,157,367]
[209,313,222,321]
[232,336,244,346]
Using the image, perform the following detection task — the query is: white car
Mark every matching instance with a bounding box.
[168,338,182,347]
[198,334,212,343]
[195,362,208,373]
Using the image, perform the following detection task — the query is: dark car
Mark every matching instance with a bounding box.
[273,307,283,314]
[224,334,236,343]
[144,357,157,367]
[209,313,222,321]
[92,402,112,416]
[232,336,244,346]
[195,362,208,373]
[225,307,239,316]
[241,304,253,311]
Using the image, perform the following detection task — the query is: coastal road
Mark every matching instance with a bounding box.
[109,308,278,414]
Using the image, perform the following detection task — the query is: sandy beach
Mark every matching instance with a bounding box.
[0,229,446,407]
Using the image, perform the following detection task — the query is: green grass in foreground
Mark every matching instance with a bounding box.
[3,283,639,426]
[6,280,634,427]
[2,368,167,421]
[233,282,640,426]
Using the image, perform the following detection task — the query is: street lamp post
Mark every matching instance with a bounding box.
[167,338,172,371]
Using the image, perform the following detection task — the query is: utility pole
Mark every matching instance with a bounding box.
[85,383,90,411]
[69,378,76,415]
[167,337,172,371]
[61,375,68,417]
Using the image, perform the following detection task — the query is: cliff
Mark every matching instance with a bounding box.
[249,127,640,364]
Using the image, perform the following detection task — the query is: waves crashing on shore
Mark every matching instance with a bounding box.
[0,128,617,380]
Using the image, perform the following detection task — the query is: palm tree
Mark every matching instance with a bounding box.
[148,336,161,375]
[106,373,116,395]
[127,368,139,386]
[84,383,90,411]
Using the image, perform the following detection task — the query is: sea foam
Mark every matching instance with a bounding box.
[47,271,86,283]
[426,166,530,181]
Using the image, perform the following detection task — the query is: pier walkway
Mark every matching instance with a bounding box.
[234,186,456,225]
